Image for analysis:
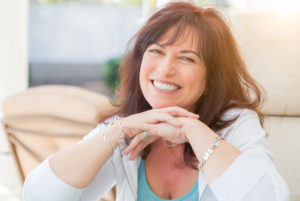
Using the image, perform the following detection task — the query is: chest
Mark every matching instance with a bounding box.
[144,158,198,199]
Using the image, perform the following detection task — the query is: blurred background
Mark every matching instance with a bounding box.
[1,0,300,200]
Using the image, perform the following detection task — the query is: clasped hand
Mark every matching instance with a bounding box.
[120,106,199,160]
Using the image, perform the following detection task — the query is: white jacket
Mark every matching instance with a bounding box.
[23,108,290,201]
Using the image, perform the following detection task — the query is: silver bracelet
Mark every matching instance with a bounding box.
[115,117,125,146]
[198,135,224,170]
[100,116,123,152]
[116,118,126,157]
[99,130,115,151]
[107,117,126,157]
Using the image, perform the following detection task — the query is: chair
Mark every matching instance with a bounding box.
[230,12,300,201]
[1,85,115,201]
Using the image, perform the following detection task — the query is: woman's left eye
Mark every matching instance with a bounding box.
[181,56,195,63]
[149,49,161,54]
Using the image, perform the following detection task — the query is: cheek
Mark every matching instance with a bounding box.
[184,69,207,94]
[139,61,147,84]
[139,57,153,90]
[140,57,155,81]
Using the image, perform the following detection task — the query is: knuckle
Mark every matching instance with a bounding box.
[151,128,158,135]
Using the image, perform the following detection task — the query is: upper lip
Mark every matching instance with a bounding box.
[151,79,181,88]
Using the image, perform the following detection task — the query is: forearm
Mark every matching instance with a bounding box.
[49,123,121,188]
[185,123,241,184]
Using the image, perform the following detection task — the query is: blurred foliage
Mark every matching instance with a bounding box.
[101,57,122,92]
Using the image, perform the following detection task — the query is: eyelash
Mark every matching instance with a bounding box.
[181,56,195,63]
[148,49,195,63]
[149,49,161,54]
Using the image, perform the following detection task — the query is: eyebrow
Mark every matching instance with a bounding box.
[153,43,201,59]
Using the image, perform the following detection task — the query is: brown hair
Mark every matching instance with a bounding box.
[104,2,265,169]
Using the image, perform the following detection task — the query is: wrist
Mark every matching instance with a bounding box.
[184,121,220,160]
[105,119,123,148]
[181,118,202,141]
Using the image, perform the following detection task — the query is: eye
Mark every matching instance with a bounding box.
[181,56,195,63]
[149,49,162,54]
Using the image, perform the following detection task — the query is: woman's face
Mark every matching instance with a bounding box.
[139,27,207,111]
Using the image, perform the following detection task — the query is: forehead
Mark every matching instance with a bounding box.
[155,26,200,51]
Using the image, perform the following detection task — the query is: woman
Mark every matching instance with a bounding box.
[23,2,289,201]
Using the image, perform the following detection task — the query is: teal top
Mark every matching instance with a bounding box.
[137,160,199,201]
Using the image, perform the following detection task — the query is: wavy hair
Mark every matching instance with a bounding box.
[103,2,265,169]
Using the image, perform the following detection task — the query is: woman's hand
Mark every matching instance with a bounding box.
[121,106,198,138]
[123,122,185,160]
[121,106,199,160]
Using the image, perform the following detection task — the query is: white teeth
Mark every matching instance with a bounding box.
[153,80,179,91]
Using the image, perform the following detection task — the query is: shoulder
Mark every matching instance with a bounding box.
[220,108,261,130]
[218,108,265,144]
[221,108,259,122]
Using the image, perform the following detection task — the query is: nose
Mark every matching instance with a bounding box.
[157,55,176,76]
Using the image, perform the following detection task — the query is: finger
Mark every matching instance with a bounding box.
[170,111,199,119]
[162,106,199,118]
[127,136,159,159]
[164,114,183,127]
[147,113,182,127]
[122,123,144,138]
[123,133,143,154]
[129,141,147,160]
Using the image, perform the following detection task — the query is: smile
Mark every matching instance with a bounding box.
[152,80,180,91]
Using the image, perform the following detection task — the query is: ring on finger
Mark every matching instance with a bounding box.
[142,131,150,139]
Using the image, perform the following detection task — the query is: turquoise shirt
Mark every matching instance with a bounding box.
[137,160,199,201]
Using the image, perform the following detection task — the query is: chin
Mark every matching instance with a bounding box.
[149,101,178,109]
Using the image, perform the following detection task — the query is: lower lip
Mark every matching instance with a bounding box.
[151,81,181,94]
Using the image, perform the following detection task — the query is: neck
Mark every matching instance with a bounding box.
[146,139,185,167]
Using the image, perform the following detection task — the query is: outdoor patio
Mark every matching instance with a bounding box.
[1,0,300,200]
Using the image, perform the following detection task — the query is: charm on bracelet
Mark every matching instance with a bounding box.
[198,135,224,170]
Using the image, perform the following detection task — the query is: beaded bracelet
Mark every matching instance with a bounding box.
[99,130,115,151]
[198,135,224,170]
[100,117,123,152]
[115,117,125,147]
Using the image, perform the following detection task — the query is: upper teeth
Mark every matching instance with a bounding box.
[153,80,179,91]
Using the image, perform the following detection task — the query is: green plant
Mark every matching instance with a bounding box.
[101,57,122,92]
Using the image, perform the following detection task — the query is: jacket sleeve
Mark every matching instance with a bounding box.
[23,123,117,201]
[208,109,290,201]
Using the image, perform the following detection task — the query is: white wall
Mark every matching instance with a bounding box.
[29,4,141,64]
[0,0,28,199]
[0,1,28,108]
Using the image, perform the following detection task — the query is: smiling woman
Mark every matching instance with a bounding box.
[23,2,289,201]
[139,26,207,111]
